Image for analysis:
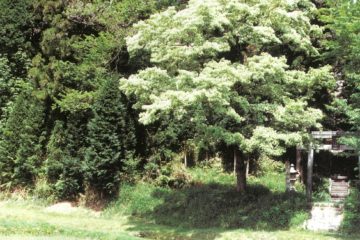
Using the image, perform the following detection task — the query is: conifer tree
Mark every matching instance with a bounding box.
[85,77,136,200]
[0,92,45,188]
[45,120,84,200]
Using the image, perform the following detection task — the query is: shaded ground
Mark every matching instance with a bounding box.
[0,169,359,239]
[136,183,308,230]
[0,197,359,240]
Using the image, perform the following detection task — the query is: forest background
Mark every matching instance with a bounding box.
[0,0,359,207]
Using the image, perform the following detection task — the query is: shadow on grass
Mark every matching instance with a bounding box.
[126,183,309,239]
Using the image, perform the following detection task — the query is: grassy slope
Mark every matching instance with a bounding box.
[0,167,359,240]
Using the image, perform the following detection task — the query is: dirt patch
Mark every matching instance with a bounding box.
[45,202,102,217]
[45,202,77,214]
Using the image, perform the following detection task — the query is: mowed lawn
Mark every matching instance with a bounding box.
[0,200,358,240]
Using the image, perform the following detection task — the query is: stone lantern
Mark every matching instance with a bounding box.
[289,164,297,191]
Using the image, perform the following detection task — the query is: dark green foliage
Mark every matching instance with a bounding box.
[0,57,15,117]
[45,120,84,200]
[0,0,33,56]
[321,0,360,148]
[84,77,136,199]
[0,0,180,198]
[312,177,331,202]
[0,0,33,79]
[0,92,45,188]
[0,54,30,120]
[341,188,360,234]
[144,116,197,167]
[153,163,192,189]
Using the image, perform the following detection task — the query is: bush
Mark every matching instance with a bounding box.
[256,155,285,176]
[312,176,330,202]
[341,188,360,234]
[104,183,170,217]
[154,162,192,189]
[33,178,56,203]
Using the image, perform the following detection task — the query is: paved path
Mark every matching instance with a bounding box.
[305,203,344,231]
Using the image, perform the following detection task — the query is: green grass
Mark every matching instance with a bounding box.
[1,167,360,240]
[0,200,142,240]
[107,169,308,230]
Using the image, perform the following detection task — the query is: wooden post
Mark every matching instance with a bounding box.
[296,148,302,183]
[306,145,314,202]
[285,160,290,192]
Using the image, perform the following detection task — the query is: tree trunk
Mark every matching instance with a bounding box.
[233,152,237,176]
[285,160,290,192]
[184,150,187,168]
[246,157,250,178]
[234,148,246,192]
[306,146,314,202]
[296,148,303,183]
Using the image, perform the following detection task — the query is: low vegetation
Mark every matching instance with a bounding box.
[0,166,359,240]
[342,187,360,234]
[109,171,308,230]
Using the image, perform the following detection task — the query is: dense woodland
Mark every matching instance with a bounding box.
[0,0,359,205]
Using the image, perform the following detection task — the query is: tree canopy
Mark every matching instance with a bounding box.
[121,0,336,190]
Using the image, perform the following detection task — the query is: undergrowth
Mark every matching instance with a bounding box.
[341,187,360,234]
[105,167,309,231]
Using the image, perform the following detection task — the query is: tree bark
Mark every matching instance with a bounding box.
[234,148,246,192]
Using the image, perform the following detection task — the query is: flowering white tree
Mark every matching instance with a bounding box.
[121,0,335,191]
